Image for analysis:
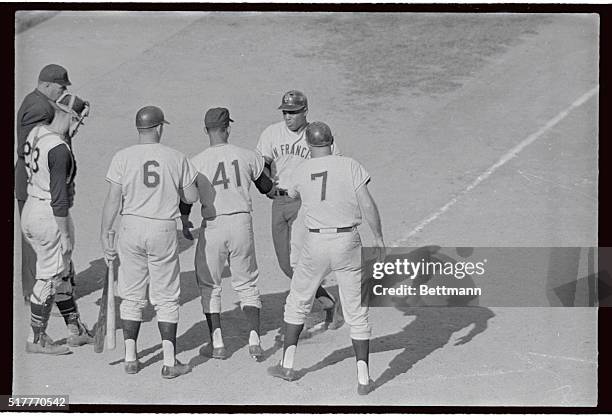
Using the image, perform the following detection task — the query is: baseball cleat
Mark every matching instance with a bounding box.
[357,379,374,395]
[26,334,71,355]
[67,332,95,347]
[200,344,229,360]
[67,321,95,347]
[267,363,297,382]
[124,360,141,374]
[161,360,191,379]
[212,346,229,359]
[249,344,264,360]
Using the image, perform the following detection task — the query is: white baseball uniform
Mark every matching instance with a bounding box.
[191,143,264,313]
[106,143,198,323]
[284,155,371,340]
[256,121,341,276]
[21,125,75,284]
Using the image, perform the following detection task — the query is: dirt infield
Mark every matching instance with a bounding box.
[13,12,598,406]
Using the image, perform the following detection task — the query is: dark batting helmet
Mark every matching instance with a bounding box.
[305,121,334,147]
[278,90,308,111]
[135,106,170,129]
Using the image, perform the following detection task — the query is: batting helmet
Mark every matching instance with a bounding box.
[305,121,334,147]
[135,106,170,129]
[278,90,308,111]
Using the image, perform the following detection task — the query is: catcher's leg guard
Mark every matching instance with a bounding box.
[27,279,70,355]
[55,276,93,346]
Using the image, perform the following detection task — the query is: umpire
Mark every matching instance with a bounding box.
[16,64,72,302]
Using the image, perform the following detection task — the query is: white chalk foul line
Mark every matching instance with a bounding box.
[395,86,599,245]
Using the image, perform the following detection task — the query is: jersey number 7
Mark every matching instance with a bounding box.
[311,171,328,201]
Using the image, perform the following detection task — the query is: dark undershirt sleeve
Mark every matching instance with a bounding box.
[179,200,193,216]
[254,171,273,194]
[48,145,72,217]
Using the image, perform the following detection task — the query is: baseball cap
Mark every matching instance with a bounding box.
[205,107,234,129]
[39,64,71,86]
[278,90,308,111]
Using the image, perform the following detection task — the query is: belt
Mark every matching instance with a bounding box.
[273,189,288,196]
[309,226,354,234]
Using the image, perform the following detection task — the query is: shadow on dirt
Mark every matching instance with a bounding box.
[94,243,494,390]
[295,305,494,392]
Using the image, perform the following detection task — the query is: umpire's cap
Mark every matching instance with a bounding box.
[278,90,308,111]
[136,106,169,129]
[39,64,71,86]
[305,121,334,147]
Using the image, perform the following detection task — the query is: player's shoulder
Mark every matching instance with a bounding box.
[231,143,262,160]
[161,143,189,159]
[259,121,285,140]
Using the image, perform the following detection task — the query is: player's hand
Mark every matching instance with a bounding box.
[266,182,279,199]
[101,233,117,263]
[60,233,73,256]
[373,237,386,263]
[182,221,194,240]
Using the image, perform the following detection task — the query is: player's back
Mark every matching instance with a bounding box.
[25,125,73,200]
[191,143,264,219]
[291,155,370,229]
[109,143,192,220]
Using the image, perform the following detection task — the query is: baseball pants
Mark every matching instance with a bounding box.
[117,215,180,323]
[271,196,306,278]
[16,158,37,299]
[21,197,74,281]
[284,228,371,340]
[195,213,261,314]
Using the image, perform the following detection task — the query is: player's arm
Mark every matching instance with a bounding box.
[252,151,275,195]
[179,181,198,204]
[48,145,74,256]
[356,182,385,252]
[179,200,194,240]
[100,181,122,261]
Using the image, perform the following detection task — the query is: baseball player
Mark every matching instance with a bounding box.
[21,92,93,355]
[256,90,342,327]
[16,64,72,303]
[100,106,199,379]
[180,108,274,360]
[267,122,385,395]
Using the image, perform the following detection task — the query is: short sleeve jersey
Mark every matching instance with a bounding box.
[288,155,370,229]
[106,143,198,220]
[190,143,265,219]
[25,125,75,202]
[256,121,341,190]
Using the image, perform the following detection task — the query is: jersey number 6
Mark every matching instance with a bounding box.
[143,160,160,188]
[311,171,328,201]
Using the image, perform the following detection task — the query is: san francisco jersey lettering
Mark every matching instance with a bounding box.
[106,143,197,220]
[256,121,340,190]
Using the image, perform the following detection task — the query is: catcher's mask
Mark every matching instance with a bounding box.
[54,92,90,138]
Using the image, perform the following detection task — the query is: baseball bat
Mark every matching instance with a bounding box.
[106,230,116,350]
[93,266,109,353]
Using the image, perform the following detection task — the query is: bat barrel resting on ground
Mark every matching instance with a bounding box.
[93,230,116,353]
